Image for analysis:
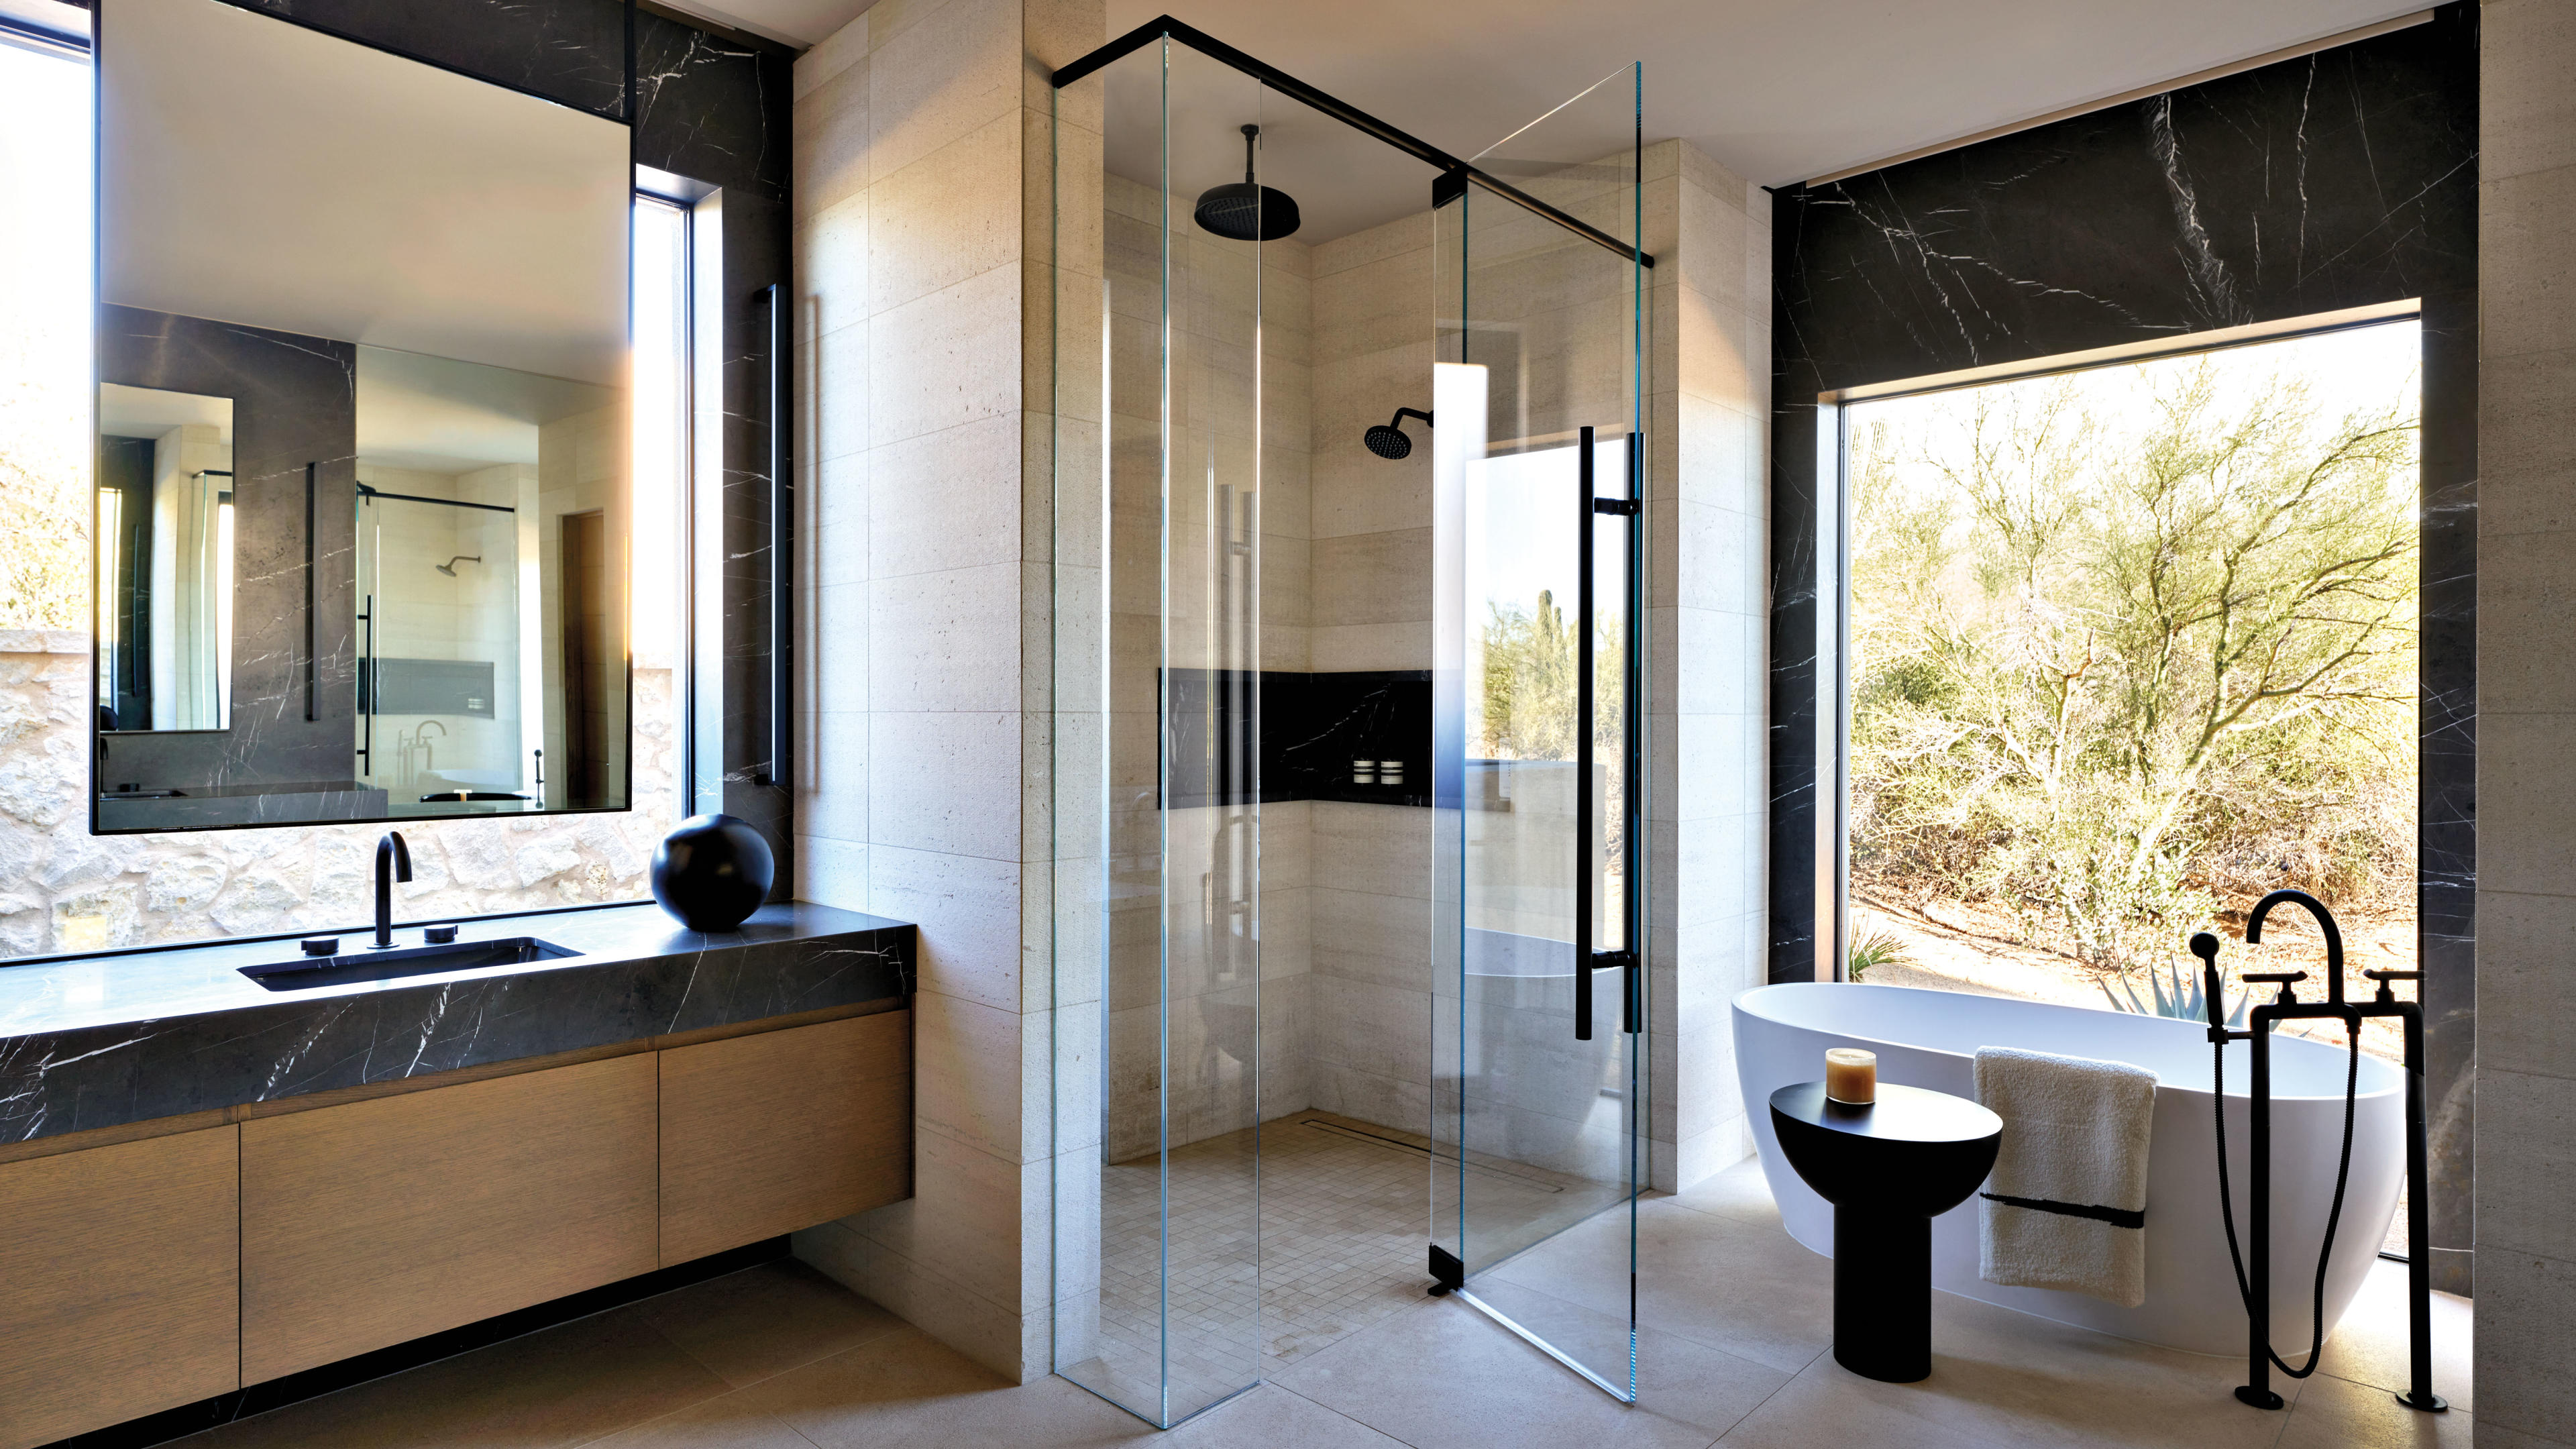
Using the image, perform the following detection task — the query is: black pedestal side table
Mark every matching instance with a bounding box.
[1770,1081,2003,1383]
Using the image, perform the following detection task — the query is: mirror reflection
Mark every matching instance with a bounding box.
[93,0,631,831]
[95,384,234,735]
[353,348,626,813]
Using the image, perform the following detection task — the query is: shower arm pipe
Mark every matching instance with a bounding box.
[1051,15,1654,271]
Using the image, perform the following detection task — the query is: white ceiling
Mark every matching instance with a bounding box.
[690,0,2424,205]
[99,382,233,441]
[102,0,631,385]
[356,345,613,474]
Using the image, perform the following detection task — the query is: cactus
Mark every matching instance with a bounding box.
[1846,928,1910,982]
[2102,955,2249,1028]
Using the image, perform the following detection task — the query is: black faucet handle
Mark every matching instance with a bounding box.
[2243,969,2307,1004]
[2363,967,2421,1003]
[2243,971,2307,983]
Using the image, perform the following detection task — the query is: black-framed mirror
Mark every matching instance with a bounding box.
[93,0,633,832]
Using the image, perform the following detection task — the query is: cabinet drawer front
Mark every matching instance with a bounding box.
[0,1126,239,1449]
[659,1009,912,1264]
[241,1053,658,1384]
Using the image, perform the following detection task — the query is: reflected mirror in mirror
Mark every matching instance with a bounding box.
[95,384,235,736]
[93,0,631,832]
[354,347,627,816]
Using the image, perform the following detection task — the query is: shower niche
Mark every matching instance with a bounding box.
[89,0,632,830]
[1051,19,1648,1427]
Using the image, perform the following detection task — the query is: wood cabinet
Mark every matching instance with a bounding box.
[0,1127,239,1449]
[239,1053,661,1383]
[659,1010,912,1263]
[3,1004,910,1446]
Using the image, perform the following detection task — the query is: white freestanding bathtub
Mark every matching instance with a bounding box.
[1733,982,2405,1356]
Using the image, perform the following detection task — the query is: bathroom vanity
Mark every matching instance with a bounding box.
[0,902,914,1449]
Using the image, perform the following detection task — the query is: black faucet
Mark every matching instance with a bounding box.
[2244,886,2345,1006]
[373,830,411,949]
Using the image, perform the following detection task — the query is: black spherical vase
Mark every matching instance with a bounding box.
[651,814,775,932]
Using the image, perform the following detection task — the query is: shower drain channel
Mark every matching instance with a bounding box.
[1295,1118,1566,1191]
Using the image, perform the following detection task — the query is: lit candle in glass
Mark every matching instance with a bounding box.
[1825,1047,1877,1105]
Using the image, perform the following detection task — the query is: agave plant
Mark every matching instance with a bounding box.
[1846,928,1910,983]
[2101,955,2249,1028]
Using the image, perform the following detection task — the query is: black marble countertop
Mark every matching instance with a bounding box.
[0,901,912,1147]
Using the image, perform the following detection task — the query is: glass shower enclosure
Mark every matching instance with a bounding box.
[354,482,530,807]
[1052,22,1647,1425]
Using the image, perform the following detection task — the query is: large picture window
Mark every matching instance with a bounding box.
[1837,317,2423,1068]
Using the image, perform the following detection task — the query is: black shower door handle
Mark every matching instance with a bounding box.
[1574,426,1642,1042]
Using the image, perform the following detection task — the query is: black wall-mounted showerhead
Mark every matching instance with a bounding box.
[1363,408,1432,460]
[435,555,482,577]
[1194,124,1301,242]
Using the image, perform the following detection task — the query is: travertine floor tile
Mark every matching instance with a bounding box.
[1671,1155,1784,1229]
[631,1259,908,1389]
[2316,1258,2475,1413]
[177,1309,730,1449]
[2275,1369,2473,1449]
[1491,1195,1835,1374]
[576,1391,817,1449]
[1273,1293,1782,1449]
[744,1325,1149,1449]
[1713,1285,2304,1449]
[1159,1384,1409,1447]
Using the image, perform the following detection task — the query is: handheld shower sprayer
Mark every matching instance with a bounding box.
[1364,408,1433,460]
[2195,890,2445,1415]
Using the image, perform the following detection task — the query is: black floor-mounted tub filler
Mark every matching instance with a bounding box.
[2192,888,2445,1413]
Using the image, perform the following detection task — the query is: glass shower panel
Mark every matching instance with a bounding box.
[1430,62,1645,1401]
[355,488,527,806]
[1053,33,1267,1428]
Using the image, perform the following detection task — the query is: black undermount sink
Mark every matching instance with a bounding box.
[239,936,580,991]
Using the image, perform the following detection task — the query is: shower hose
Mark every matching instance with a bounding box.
[2210,1018,2362,1379]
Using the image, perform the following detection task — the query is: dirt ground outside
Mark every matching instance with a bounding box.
[1847,889,2417,1063]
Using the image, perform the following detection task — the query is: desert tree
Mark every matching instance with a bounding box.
[1849,356,2418,972]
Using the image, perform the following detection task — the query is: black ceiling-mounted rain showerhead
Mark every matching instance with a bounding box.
[1193,124,1301,242]
[1363,408,1432,460]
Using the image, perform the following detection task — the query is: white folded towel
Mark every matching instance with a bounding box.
[1973,1044,2157,1307]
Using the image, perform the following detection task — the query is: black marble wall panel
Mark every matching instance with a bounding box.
[97,304,360,794]
[1768,3,2478,1288]
[628,9,796,897]
[221,0,629,117]
[1163,669,1432,809]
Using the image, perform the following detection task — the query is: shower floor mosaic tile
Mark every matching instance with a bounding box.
[1065,1108,1628,1413]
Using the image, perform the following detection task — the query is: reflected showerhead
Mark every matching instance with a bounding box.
[1194,124,1301,242]
[435,555,482,577]
[1363,408,1432,461]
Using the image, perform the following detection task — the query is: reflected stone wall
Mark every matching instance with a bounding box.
[0,629,677,958]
